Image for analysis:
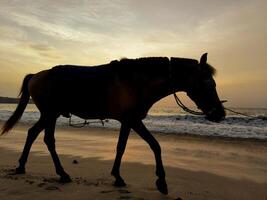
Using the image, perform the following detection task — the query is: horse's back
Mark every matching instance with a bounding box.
[28,62,156,120]
[51,64,113,82]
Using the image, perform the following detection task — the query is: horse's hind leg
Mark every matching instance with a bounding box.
[43,116,71,183]
[111,123,131,187]
[132,120,168,195]
[15,118,45,174]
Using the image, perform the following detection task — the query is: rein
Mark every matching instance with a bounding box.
[173,93,258,118]
[223,107,255,118]
[173,93,204,115]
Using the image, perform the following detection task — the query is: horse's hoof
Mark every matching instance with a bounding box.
[114,177,126,187]
[59,175,72,183]
[156,178,168,195]
[15,167,25,174]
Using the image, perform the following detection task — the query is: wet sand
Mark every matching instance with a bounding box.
[0,122,266,200]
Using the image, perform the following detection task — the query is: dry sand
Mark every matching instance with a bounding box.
[0,122,266,200]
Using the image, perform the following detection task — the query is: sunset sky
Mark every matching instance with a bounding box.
[0,0,266,108]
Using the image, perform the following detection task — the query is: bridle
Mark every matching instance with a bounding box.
[169,58,256,118]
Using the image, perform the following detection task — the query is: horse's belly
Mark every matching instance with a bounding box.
[64,86,137,120]
[57,92,108,117]
[49,65,143,120]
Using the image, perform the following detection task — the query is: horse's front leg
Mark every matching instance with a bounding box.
[132,120,168,195]
[111,123,131,187]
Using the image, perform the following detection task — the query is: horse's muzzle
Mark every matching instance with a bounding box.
[205,107,226,122]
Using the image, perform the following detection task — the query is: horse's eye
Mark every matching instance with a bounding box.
[203,79,216,88]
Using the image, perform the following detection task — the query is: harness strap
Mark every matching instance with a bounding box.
[68,114,106,128]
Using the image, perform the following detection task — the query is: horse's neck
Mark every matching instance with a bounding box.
[146,67,193,106]
[145,76,183,107]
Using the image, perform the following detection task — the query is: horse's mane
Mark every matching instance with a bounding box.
[109,56,216,77]
[205,63,216,76]
[170,57,216,77]
[119,57,169,68]
[119,57,168,63]
[110,57,169,78]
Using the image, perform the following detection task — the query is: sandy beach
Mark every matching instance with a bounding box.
[0,122,266,200]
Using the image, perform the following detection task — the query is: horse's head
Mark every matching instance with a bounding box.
[185,53,225,122]
[171,53,225,122]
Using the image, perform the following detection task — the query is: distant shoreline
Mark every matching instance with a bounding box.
[0,96,33,104]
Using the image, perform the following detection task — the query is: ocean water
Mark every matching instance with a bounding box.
[0,104,266,140]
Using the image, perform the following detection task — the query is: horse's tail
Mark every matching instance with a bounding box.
[1,74,34,135]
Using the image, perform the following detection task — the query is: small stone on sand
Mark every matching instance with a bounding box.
[72,160,78,164]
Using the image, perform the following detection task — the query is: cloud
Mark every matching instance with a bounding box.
[0,0,135,44]
[0,25,28,42]
[6,12,92,42]
[29,43,51,51]
[28,43,63,60]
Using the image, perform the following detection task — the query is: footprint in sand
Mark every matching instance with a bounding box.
[25,180,35,185]
[117,196,144,200]
[119,189,131,194]
[78,178,100,187]
[100,189,131,194]
[75,177,111,187]
[100,190,114,194]
[37,181,60,191]
[42,178,59,183]
[1,169,14,177]
[45,186,60,191]
[37,182,46,187]
[101,189,145,200]
[118,196,131,200]
[96,178,111,186]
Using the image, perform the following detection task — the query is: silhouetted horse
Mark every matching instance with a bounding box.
[1,53,225,194]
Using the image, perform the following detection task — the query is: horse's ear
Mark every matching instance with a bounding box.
[200,53,208,65]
